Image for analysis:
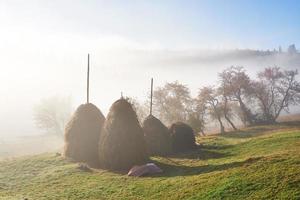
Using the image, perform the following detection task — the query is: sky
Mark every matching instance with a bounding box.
[0,0,300,138]
[1,0,300,49]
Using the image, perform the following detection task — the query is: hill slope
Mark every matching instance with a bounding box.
[1,123,300,200]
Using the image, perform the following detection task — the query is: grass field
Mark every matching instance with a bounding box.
[1,122,300,200]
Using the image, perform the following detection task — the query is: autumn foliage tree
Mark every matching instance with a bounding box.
[219,67,256,125]
[153,81,192,125]
[253,67,300,123]
[197,86,225,134]
[134,66,299,134]
[33,96,72,136]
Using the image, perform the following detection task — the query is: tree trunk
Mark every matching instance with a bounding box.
[217,117,225,134]
[200,129,206,136]
[223,97,237,130]
[237,96,254,126]
[274,87,291,121]
[224,115,237,130]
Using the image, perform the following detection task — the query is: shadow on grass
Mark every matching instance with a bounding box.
[221,121,300,139]
[222,127,271,138]
[152,156,263,177]
[279,121,300,126]
[200,144,234,150]
[168,145,231,160]
[96,146,232,175]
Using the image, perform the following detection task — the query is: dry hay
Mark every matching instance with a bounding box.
[169,122,196,153]
[98,99,148,170]
[64,103,105,167]
[142,115,172,156]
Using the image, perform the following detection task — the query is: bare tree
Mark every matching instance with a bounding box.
[187,99,206,135]
[221,96,238,130]
[33,96,72,136]
[253,67,300,123]
[198,86,225,134]
[153,81,192,125]
[218,81,238,130]
[219,66,256,126]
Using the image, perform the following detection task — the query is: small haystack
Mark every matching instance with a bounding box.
[98,99,148,170]
[169,122,196,153]
[142,115,172,156]
[64,103,105,167]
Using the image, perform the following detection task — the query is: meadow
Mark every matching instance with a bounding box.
[0,122,299,200]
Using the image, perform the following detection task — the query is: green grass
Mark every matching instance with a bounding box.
[1,122,300,200]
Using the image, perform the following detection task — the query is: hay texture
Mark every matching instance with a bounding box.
[169,122,196,153]
[64,103,105,167]
[98,99,148,170]
[142,115,172,156]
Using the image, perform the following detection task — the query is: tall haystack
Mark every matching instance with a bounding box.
[142,115,172,156]
[99,99,148,170]
[64,103,105,167]
[169,122,196,153]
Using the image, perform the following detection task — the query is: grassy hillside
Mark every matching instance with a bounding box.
[1,123,300,200]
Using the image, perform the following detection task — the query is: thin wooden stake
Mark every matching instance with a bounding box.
[87,54,90,103]
[150,78,153,115]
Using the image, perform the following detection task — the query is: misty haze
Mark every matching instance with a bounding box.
[0,1,300,200]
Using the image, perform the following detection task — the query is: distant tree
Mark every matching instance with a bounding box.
[219,66,256,126]
[221,96,238,130]
[198,86,225,134]
[253,67,300,123]
[231,102,247,126]
[153,81,192,125]
[288,44,297,54]
[218,83,238,130]
[187,99,206,135]
[33,96,72,136]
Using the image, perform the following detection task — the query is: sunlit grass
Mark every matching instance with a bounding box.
[0,123,300,200]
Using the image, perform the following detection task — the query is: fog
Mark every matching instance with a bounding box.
[1,41,299,140]
[1,1,300,158]
[1,35,300,158]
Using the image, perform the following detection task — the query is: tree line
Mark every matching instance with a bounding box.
[33,66,300,136]
[132,66,300,134]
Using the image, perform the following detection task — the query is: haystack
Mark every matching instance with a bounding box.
[142,115,171,156]
[169,122,196,153]
[64,103,105,167]
[98,99,148,170]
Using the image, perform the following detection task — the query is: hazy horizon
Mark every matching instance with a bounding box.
[1,0,300,139]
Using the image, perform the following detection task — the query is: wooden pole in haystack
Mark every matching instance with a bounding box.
[150,78,153,115]
[87,54,90,103]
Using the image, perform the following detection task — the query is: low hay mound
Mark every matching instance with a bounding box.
[169,122,196,153]
[142,115,172,156]
[99,99,148,171]
[64,103,105,167]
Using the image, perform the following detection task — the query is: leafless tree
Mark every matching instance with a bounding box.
[219,66,256,126]
[187,98,206,135]
[33,96,72,136]
[253,67,300,123]
[198,86,225,134]
[218,83,238,130]
[153,81,192,125]
[221,96,238,130]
